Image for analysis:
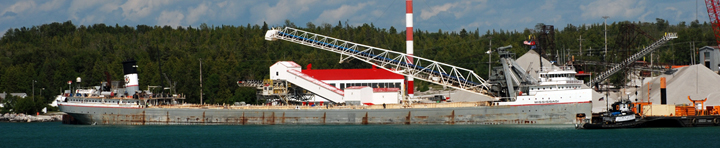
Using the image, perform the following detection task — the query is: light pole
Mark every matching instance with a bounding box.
[486,40,492,79]
[603,16,609,69]
[41,88,44,97]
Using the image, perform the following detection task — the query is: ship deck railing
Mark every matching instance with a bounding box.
[67,95,186,100]
[539,80,584,85]
[150,102,494,110]
[540,66,575,72]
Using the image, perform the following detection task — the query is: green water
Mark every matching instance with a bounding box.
[2,122,719,147]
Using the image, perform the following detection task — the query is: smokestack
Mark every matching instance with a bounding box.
[122,60,139,96]
[406,0,414,98]
[660,77,667,105]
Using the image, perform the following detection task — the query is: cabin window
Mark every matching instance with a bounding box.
[705,52,710,60]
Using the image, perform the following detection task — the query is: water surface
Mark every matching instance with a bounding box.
[2,122,718,147]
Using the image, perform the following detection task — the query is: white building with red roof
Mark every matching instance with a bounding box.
[301,64,405,91]
[269,61,405,105]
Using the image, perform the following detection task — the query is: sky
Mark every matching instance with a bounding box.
[0,0,710,37]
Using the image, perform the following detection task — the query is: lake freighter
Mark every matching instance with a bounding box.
[58,55,593,125]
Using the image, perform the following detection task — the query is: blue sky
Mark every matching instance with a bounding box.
[0,0,708,36]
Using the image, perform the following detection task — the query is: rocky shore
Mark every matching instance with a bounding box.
[0,113,63,122]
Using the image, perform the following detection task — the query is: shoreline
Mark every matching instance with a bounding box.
[1,113,64,123]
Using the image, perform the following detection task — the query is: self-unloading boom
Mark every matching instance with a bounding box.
[586,32,678,86]
[265,27,493,97]
[494,45,538,99]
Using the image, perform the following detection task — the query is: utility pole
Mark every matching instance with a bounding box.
[603,16,609,85]
[199,58,203,105]
[577,35,584,58]
[603,16,609,106]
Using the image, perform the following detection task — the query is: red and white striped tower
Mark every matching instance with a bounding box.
[406,0,414,98]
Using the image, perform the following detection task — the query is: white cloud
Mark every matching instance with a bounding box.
[540,0,557,10]
[419,0,487,20]
[420,3,456,20]
[217,1,228,8]
[80,15,103,25]
[39,0,65,11]
[252,0,318,25]
[665,7,682,21]
[120,0,171,21]
[639,11,653,22]
[68,0,102,12]
[519,16,533,23]
[579,0,646,19]
[99,2,121,13]
[68,0,103,20]
[217,1,247,20]
[3,1,36,14]
[551,15,562,23]
[460,21,482,30]
[186,2,210,25]
[156,10,184,27]
[0,1,36,22]
[314,2,371,24]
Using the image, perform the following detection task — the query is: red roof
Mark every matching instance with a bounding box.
[302,67,404,80]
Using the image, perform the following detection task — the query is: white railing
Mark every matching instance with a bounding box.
[540,66,575,72]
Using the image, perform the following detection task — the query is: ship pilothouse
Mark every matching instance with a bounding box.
[57,60,186,109]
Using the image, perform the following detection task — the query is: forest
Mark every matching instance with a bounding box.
[0,18,715,114]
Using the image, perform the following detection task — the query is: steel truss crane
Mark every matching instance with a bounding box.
[265,27,493,98]
[706,0,720,47]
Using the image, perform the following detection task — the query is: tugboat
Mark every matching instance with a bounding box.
[579,99,642,129]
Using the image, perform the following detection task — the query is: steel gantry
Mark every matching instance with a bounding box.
[265,27,494,98]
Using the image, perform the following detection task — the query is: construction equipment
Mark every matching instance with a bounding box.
[486,45,538,99]
[236,80,265,88]
[586,33,677,86]
[706,0,720,47]
[237,79,316,104]
[265,27,493,98]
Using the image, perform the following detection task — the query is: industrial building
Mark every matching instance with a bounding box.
[699,46,720,72]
